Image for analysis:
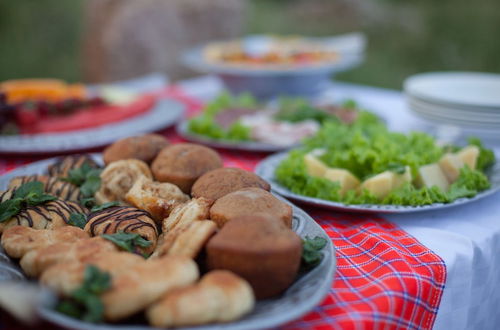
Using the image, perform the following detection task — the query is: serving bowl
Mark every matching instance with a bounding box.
[182,33,366,99]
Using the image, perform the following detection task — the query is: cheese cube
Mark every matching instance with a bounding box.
[304,153,329,177]
[324,168,360,196]
[457,146,480,170]
[417,164,449,192]
[438,153,464,183]
[360,172,395,199]
[392,166,412,189]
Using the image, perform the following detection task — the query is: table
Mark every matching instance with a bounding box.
[1,75,499,329]
[179,76,500,330]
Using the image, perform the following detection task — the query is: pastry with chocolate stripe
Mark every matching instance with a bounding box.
[47,154,100,178]
[84,206,158,254]
[8,175,82,202]
[0,199,87,234]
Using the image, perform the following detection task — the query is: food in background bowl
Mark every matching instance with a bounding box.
[204,35,339,68]
[0,78,155,135]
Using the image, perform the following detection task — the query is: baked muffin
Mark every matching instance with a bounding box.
[0,199,87,234]
[191,168,270,202]
[84,206,159,254]
[206,215,302,299]
[47,154,100,178]
[125,176,189,222]
[151,143,223,193]
[103,134,169,165]
[209,188,292,228]
[95,159,153,204]
[8,175,82,202]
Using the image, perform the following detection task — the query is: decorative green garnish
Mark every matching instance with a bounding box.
[62,162,102,198]
[102,231,152,254]
[56,265,111,323]
[386,163,407,174]
[0,181,57,222]
[90,201,120,213]
[301,236,327,270]
[68,213,87,229]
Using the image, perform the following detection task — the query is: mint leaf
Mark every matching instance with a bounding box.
[68,213,87,229]
[62,162,102,198]
[102,231,152,253]
[56,265,111,323]
[0,199,22,223]
[90,202,119,213]
[301,236,327,270]
[13,181,44,199]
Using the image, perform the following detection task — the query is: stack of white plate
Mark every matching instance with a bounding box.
[404,72,500,142]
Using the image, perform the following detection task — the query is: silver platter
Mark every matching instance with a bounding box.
[0,155,336,330]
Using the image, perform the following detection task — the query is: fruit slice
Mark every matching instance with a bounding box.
[304,152,328,177]
[360,172,395,199]
[416,164,449,192]
[457,146,480,170]
[323,168,360,196]
[438,153,464,183]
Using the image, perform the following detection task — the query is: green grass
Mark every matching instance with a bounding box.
[0,0,499,89]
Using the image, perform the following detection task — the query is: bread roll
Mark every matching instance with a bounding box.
[103,134,169,164]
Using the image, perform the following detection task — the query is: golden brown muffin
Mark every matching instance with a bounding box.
[191,167,271,202]
[151,143,223,193]
[0,199,87,234]
[1,226,88,259]
[20,236,117,277]
[162,198,211,233]
[8,175,82,202]
[47,154,99,178]
[95,159,153,203]
[84,206,159,254]
[103,134,169,165]
[125,176,189,222]
[209,188,293,228]
[147,270,254,327]
[152,220,217,259]
[206,215,302,299]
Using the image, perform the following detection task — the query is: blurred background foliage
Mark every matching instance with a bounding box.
[0,0,499,89]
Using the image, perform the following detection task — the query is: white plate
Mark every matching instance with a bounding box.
[0,99,184,154]
[255,152,500,214]
[0,155,336,330]
[404,72,500,109]
[176,121,298,152]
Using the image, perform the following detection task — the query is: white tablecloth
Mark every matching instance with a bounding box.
[179,76,500,329]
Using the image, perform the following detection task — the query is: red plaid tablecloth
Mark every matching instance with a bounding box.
[0,87,447,329]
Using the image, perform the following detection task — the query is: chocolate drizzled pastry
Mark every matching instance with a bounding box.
[84,206,158,254]
[47,155,100,178]
[8,175,82,202]
[0,199,87,234]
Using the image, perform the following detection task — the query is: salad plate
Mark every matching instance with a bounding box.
[255,152,500,214]
[176,121,296,152]
[0,156,336,330]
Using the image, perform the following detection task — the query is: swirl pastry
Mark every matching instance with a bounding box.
[8,175,81,202]
[95,159,153,204]
[47,154,100,178]
[1,226,88,259]
[42,255,199,321]
[147,270,254,327]
[125,176,189,222]
[162,198,211,233]
[0,199,87,234]
[20,236,117,277]
[84,206,158,254]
